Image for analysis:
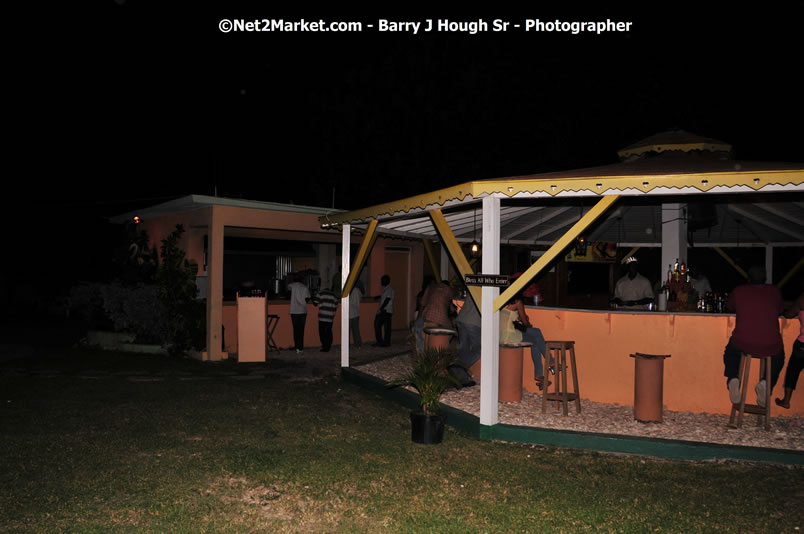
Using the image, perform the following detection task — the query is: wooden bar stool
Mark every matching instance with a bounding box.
[728,352,772,430]
[265,314,280,354]
[542,341,581,415]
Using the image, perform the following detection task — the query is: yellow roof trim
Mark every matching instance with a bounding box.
[471,169,804,198]
[321,169,804,225]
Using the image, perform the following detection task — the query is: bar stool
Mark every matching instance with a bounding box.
[265,314,280,354]
[542,341,581,415]
[728,352,772,430]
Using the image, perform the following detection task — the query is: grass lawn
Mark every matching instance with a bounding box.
[1,349,802,533]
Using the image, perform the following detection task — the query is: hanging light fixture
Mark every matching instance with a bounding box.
[470,208,480,258]
[574,203,587,256]
[574,235,587,256]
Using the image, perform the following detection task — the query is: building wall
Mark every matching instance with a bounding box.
[135,206,426,357]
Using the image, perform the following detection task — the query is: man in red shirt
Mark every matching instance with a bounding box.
[724,266,785,407]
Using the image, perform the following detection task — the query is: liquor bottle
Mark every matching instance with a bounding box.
[705,292,713,313]
[680,262,686,280]
[667,264,673,285]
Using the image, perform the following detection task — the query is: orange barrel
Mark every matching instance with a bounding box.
[631,353,671,423]
[499,343,529,402]
[423,327,455,350]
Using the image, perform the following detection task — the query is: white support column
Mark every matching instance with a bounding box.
[661,203,688,281]
[341,224,351,368]
[440,244,450,282]
[479,196,501,427]
[765,245,773,283]
[206,207,224,361]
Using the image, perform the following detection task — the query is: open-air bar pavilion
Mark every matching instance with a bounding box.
[323,131,804,448]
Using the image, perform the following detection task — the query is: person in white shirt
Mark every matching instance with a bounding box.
[287,275,314,353]
[374,275,395,347]
[690,267,712,296]
[613,256,655,310]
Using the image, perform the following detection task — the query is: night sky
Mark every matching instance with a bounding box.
[6,2,804,288]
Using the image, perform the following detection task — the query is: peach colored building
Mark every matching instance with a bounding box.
[112,195,425,360]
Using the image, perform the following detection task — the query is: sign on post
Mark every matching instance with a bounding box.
[464,274,510,287]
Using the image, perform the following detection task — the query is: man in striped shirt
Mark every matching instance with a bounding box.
[317,286,339,352]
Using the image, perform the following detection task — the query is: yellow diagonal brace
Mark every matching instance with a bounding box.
[422,239,441,283]
[713,247,749,281]
[429,209,482,309]
[342,219,378,298]
[778,256,804,289]
[494,195,620,311]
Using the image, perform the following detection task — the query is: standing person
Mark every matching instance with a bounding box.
[613,256,655,310]
[690,267,712,296]
[452,295,481,387]
[723,266,785,407]
[374,275,394,347]
[287,274,314,354]
[316,286,339,353]
[349,280,363,348]
[775,292,804,409]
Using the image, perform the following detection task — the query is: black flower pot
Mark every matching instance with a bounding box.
[410,412,446,444]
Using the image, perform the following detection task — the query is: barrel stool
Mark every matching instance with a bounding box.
[728,352,773,430]
[542,341,581,415]
[422,327,456,351]
[499,342,532,403]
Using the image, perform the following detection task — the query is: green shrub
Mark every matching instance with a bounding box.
[69,224,205,356]
[156,225,206,356]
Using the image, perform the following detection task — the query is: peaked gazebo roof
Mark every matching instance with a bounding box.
[321,131,804,246]
[616,129,732,160]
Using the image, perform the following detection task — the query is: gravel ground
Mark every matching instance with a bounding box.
[355,352,804,452]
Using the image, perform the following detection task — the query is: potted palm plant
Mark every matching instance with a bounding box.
[388,347,462,444]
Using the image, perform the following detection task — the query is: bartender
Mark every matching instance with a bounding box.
[613,256,655,310]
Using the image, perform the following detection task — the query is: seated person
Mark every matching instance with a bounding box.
[451,296,481,387]
[503,295,548,389]
[421,280,456,330]
[776,292,804,409]
[413,277,436,352]
[723,266,785,407]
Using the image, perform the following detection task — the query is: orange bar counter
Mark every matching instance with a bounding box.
[512,307,803,416]
[222,300,380,354]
